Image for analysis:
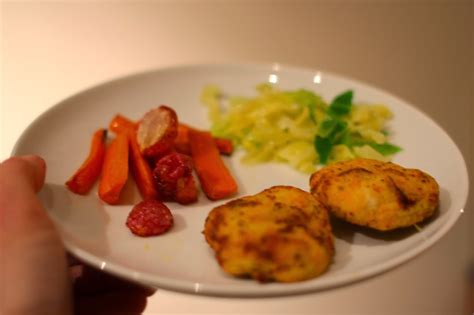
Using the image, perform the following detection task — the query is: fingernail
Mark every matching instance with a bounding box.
[21,155,46,169]
[20,155,47,191]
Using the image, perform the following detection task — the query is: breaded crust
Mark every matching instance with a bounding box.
[310,159,439,231]
[204,186,334,283]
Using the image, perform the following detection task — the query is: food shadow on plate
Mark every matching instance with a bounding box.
[221,155,248,195]
[438,186,451,215]
[118,176,143,205]
[329,236,353,272]
[164,213,187,235]
[39,183,110,257]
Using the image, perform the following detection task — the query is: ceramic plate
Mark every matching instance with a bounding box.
[12,63,469,297]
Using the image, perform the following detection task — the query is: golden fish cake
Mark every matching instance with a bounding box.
[310,158,439,231]
[204,186,334,283]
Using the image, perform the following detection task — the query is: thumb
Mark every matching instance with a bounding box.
[0,155,47,192]
[0,155,73,314]
[0,155,49,227]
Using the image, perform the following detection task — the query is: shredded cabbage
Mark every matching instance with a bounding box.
[201,83,400,173]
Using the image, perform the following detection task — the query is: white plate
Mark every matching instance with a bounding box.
[12,63,469,297]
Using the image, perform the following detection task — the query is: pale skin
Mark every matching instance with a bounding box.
[0,156,154,315]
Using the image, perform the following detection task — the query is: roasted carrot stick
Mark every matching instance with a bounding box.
[129,131,158,200]
[175,124,234,155]
[110,114,233,155]
[189,129,237,200]
[99,133,129,204]
[66,129,107,194]
[109,114,137,135]
[174,123,192,154]
[213,137,233,155]
[109,114,158,200]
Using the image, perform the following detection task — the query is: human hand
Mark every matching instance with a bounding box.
[0,156,154,315]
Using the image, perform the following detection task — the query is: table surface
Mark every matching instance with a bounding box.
[1,2,473,314]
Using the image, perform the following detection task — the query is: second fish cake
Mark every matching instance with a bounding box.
[310,158,439,231]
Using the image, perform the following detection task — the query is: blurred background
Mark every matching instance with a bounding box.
[1,1,473,314]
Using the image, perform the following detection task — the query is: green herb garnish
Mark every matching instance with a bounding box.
[315,90,352,164]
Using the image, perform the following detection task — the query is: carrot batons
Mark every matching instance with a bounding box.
[175,123,234,155]
[109,114,158,201]
[213,138,233,155]
[129,131,158,201]
[66,129,107,194]
[174,124,192,155]
[99,133,130,204]
[109,114,233,156]
[109,114,137,134]
[105,112,236,203]
[189,129,237,200]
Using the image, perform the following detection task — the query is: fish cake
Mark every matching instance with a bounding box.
[310,158,439,231]
[204,186,334,283]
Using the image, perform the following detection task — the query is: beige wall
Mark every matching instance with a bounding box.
[1,1,473,313]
